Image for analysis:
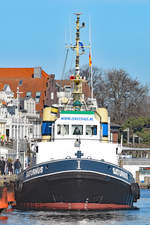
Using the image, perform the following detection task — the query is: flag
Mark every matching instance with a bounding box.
[89,51,92,67]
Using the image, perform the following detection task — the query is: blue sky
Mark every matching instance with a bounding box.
[0,0,150,86]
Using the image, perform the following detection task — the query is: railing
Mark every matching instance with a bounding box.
[41,136,118,143]
[122,146,150,151]
[0,140,13,149]
[121,158,150,165]
[123,143,150,148]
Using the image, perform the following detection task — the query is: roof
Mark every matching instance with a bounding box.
[0,68,49,113]
[0,68,48,79]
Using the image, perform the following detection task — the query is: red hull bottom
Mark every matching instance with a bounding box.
[16,202,132,211]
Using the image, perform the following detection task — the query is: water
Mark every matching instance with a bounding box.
[0,189,150,225]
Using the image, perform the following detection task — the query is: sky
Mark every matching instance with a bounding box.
[0,0,150,86]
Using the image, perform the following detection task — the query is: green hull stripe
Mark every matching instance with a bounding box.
[60,111,94,115]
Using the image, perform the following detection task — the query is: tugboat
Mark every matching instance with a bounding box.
[15,13,140,211]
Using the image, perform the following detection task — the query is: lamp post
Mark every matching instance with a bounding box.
[16,87,19,159]
[16,87,23,159]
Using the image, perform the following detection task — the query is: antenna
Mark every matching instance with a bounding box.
[61,48,69,89]
[69,14,72,44]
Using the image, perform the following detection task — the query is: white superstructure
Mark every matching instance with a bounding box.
[36,110,121,165]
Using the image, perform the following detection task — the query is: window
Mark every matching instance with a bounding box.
[19,80,23,86]
[42,121,53,136]
[35,92,41,103]
[72,125,83,135]
[57,124,69,135]
[86,125,97,136]
[51,92,54,100]
[35,98,40,103]
[102,123,108,137]
[36,92,41,97]
[28,101,35,113]
[64,86,71,92]
[26,92,31,98]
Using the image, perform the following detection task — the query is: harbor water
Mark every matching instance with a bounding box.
[0,189,149,225]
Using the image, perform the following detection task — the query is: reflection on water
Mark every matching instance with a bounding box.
[25,210,140,224]
[0,210,140,225]
[0,189,150,225]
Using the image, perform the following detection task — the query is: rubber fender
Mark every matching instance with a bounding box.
[15,180,23,192]
[131,183,140,202]
[5,182,15,203]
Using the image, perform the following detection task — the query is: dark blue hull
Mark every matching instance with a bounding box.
[15,159,140,210]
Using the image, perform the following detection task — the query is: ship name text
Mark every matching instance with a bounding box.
[61,116,93,121]
[112,168,128,180]
[26,166,44,178]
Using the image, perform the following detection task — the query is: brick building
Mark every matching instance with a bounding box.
[0,67,57,116]
[0,67,91,117]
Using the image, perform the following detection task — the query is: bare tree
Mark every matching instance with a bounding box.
[66,66,149,124]
[105,69,148,124]
[80,65,107,107]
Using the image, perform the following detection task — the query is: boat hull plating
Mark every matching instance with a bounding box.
[15,159,140,210]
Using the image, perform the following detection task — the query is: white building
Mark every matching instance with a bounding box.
[0,85,41,162]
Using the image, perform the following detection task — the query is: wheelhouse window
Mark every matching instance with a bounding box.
[72,125,83,135]
[51,92,54,100]
[57,124,69,135]
[86,125,97,135]
[42,121,53,136]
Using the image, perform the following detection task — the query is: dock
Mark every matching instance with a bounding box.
[0,175,17,211]
[0,175,17,186]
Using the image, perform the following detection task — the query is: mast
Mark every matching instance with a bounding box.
[71,13,87,111]
[75,13,80,76]
[66,13,90,111]
[72,13,83,110]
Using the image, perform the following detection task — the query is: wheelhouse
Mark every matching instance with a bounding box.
[55,111,100,140]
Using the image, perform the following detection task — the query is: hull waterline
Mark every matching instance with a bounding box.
[15,159,140,211]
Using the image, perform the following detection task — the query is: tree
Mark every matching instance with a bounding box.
[121,117,150,144]
[122,117,146,133]
[105,69,149,123]
[67,66,149,124]
[79,65,109,107]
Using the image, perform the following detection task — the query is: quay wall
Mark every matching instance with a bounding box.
[121,158,150,186]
